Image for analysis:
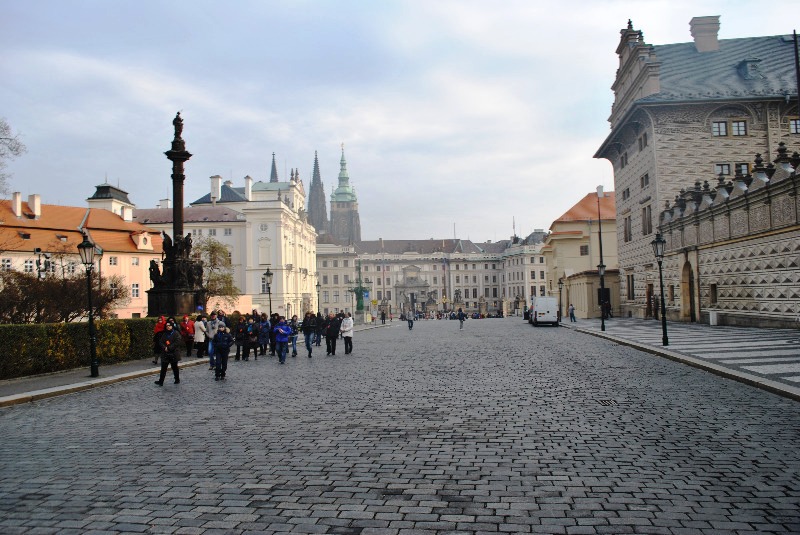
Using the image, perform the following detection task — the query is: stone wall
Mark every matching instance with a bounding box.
[659,146,800,328]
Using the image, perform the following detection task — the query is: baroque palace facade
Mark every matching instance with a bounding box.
[594,16,800,325]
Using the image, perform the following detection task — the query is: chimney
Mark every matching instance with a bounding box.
[244,175,253,201]
[690,16,720,53]
[12,192,22,217]
[210,175,222,204]
[159,198,171,209]
[28,194,41,219]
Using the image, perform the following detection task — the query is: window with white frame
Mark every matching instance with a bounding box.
[224,228,232,236]
[642,205,653,235]
[1,258,11,271]
[208,228,216,236]
[24,259,34,273]
[714,163,731,175]
[109,256,118,266]
[712,121,728,136]
[131,257,139,266]
[333,291,339,303]
[731,120,747,136]
[322,291,329,302]
[790,118,800,134]
[131,283,140,298]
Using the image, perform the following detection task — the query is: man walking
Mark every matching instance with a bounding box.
[154,322,180,386]
[325,312,341,355]
[301,312,316,358]
[457,307,466,330]
[568,303,576,322]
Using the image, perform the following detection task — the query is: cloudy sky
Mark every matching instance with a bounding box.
[2,0,792,241]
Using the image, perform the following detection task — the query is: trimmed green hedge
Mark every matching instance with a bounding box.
[0,318,189,380]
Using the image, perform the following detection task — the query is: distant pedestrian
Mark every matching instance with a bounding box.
[206,312,223,369]
[457,307,466,330]
[568,304,576,322]
[245,316,259,360]
[154,322,180,386]
[325,312,341,355]
[212,327,234,380]
[258,313,271,356]
[407,311,414,330]
[380,311,386,324]
[314,312,324,346]
[341,312,354,354]
[179,315,195,358]
[301,312,316,358]
[152,315,167,364]
[233,316,247,361]
[289,315,299,357]
[193,314,207,358]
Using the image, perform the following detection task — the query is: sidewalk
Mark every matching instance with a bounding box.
[562,317,800,401]
[0,323,389,407]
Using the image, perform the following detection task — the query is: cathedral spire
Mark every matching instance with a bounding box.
[307,150,328,235]
[269,152,279,183]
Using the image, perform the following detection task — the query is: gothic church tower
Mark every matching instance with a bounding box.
[307,151,328,235]
[328,146,361,244]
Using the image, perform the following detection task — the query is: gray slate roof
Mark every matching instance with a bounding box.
[133,205,245,224]
[643,35,797,103]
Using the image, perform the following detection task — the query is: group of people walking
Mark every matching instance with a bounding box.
[152,309,356,385]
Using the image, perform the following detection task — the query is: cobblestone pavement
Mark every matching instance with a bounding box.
[1,319,798,534]
[565,318,800,395]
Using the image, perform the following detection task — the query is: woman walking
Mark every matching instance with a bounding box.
[273,317,292,364]
[340,312,354,354]
[193,314,207,358]
[152,315,167,364]
[289,314,300,357]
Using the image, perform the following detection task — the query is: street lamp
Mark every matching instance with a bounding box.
[596,185,606,332]
[264,266,273,316]
[597,263,606,332]
[77,234,100,377]
[557,278,564,322]
[316,280,321,314]
[651,233,669,346]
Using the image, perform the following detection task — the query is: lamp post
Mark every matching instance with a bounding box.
[651,233,669,346]
[557,278,564,323]
[596,185,606,332]
[316,280,321,314]
[77,234,100,377]
[264,266,273,316]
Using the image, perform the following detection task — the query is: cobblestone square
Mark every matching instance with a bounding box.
[1,320,798,534]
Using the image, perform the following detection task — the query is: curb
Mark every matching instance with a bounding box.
[0,358,208,408]
[570,325,800,402]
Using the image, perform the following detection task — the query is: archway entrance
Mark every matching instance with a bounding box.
[681,261,696,322]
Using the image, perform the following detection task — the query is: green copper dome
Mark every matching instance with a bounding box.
[330,146,357,202]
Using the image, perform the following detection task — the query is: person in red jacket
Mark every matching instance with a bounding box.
[179,315,195,358]
[152,315,166,364]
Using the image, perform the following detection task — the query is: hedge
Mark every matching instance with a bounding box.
[0,318,190,381]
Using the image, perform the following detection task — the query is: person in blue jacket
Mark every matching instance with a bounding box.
[212,327,234,380]
[273,317,292,364]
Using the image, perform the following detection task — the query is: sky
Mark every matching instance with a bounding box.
[1,0,793,242]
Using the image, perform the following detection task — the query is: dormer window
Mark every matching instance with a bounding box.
[18,232,30,239]
[737,58,762,80]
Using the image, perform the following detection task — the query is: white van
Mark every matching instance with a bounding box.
[529,296,559,326]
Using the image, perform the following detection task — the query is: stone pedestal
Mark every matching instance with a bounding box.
[148,288,207,318]
[354,310,367,325]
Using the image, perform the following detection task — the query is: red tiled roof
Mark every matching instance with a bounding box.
[553,192,616,223]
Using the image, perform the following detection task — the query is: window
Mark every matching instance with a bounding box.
[1,258,10,271]
[530,286,536,296]
[333,291,339,303]
[110,282,118,298]
[261,276,270,293]
[131,283,139,298]
[343,260,349,267]
[669,285,675,302]
[224,228,232,236]
[627,274,635,300]
[67,262,76,274]
[377,277,381,285]
[709,284,718,305]
[712,121,728,136]
[333,260,338,268]
[322,261,328,268]
[731,120,747,136]
[623,215,633,243]
[196,229,203,236]
[208,228,216,236]
[790,118,800,134]
[714,163,731,176]
[484,275,489,282]
[323,275,328,284]
[433,276,438,284]
[640,173,649,188]
[472,264,476,270]
[539,286,545,296]
[539,257,544,264]
[540,271,545,280]
[363,265,369,271]
[530,271,536,279]
[485,288,490,297]
[472,288,477,298]
[131,257,139,266]
[333,275,339,284]
[579,245,589,256]
[492,275,497,283]
[492,264,496,269]
[638,133,648,151]
[109,256,118,266]
[622,188,630,201]
[385,277,390,285]
[386,291,391,300]
[456,276,460,283]
[492,288,498,298]
[472,276,477,283]
[642,205,653,235]
[323,291,329,302]
[735,163,749,176]
[344,275,350,284]
[620,152,628,168]
[24,260,34,273]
